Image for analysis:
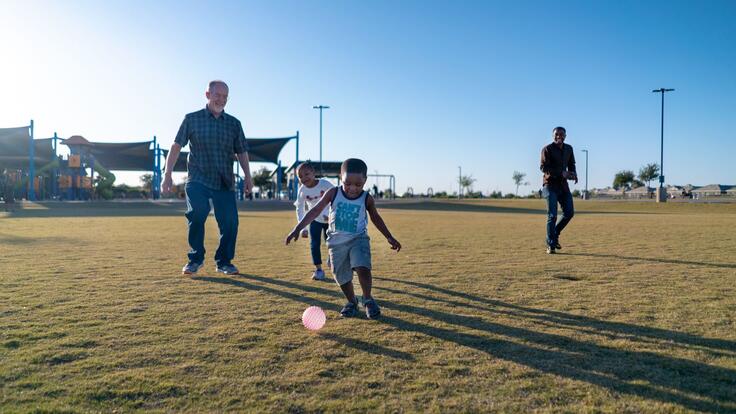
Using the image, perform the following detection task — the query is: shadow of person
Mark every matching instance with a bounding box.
[192,275,412,362]
[560,251,736,269]
[196,274,736,412]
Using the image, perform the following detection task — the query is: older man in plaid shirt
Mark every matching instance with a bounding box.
[162,80,253,275]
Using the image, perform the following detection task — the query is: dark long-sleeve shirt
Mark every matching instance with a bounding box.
[540,142,576,193]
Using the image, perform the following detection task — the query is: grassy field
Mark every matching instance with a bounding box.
[1,199,735,413]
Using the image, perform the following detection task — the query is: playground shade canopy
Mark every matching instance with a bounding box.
[85,141,156,171]
[163,136,295,172]
[0,127,55,169]
[1,126,295,172]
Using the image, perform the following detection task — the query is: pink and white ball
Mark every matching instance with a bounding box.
[302,306,326,331]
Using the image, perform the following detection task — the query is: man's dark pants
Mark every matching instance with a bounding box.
[546,187,574,247]
[185,181,238,266]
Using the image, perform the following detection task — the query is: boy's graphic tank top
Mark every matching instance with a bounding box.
[327,188,368,245]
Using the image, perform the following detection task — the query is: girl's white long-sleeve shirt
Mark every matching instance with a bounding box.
[294,179,334,224]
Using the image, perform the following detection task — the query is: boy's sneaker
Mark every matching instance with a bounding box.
[546,246,556,254]
[364,298,381,319]
[340,301,359,318]
[182,262,203,275]
[311,269,326,281]
[216,263,239,275]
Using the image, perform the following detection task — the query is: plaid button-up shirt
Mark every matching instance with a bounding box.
[174,106,249,191]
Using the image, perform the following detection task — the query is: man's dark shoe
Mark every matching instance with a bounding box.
[554,242,562,250]
[364,298,381,319]
[216,263,239,275]
[340,301,359,318]
[182,262,203,275]
[546,246,556,254]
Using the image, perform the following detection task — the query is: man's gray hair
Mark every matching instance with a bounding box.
[207,80,229,92]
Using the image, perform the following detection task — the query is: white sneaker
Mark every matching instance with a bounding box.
[311,269,326,281]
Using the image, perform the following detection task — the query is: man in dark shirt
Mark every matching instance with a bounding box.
[540,126,577,254]
[162,80,253,275]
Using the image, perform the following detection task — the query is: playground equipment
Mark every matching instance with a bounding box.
[2,120,300,202]
[366,173,396,199]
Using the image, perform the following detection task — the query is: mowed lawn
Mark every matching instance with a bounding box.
[1,199,735,413]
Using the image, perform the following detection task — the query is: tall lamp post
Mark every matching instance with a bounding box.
[458,166,462,199]
[581,149,588,199]
[312,105,330,175]
[652,88,674,203]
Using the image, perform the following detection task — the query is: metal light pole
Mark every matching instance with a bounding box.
[581,149,588,199]
[652,88,674,202]
[312,105,330,175]
[458,166,462,199]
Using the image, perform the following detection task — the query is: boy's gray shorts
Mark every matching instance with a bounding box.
[327,236,371,286]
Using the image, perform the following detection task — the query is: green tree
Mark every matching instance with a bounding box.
[613,170,636,190]
[512,171,529,196]
[140,173,153,193]
[252,167,273,195]
[638,163,660,188]
[458,175,476,198]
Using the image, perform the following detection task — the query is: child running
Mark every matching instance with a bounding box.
[285,158,401,318]
[293,162,334,281]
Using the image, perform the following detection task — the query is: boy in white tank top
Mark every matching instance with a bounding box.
[285,158,401,319]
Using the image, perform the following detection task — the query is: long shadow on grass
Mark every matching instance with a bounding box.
[561,252,736,269]
[376,200,651,215]
[1,201,186,218]
[2,200,292,218]
[0,232,78,245]
[375,278,736,354]
[192,275,413,361]
[229,274,736,413]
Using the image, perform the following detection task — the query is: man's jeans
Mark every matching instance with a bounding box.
[309,221,329,265]
[546,187,574,247]
[185,181,238,266]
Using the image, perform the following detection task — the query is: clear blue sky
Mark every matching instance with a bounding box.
[1,0,734,194]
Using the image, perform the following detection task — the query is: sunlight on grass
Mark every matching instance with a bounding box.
[1,199,735,412]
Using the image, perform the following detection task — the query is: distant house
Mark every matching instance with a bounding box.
[725,186,736,197]
[691,184,730,198]
[666,185,687,198]
[627,185,654,199]
[592,187,624,198]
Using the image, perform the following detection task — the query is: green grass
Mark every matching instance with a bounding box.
[1,199,735,413]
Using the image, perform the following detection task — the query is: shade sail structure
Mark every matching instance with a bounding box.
[246,136,294,164]
[162,136,296,173]
[1,128,294,173]
[161,149,189,172]
[0,126,30,155]
[84,141,156,171]
[0,126,57,169]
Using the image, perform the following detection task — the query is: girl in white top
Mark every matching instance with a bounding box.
[294,162,334,280]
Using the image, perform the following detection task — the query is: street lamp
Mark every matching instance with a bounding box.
[581,149,588,199]
[312,105,330,175]
[458,166,462,199]
[652,88,674,202]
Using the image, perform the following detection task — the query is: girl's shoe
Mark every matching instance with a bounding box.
[311,269,326,281]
